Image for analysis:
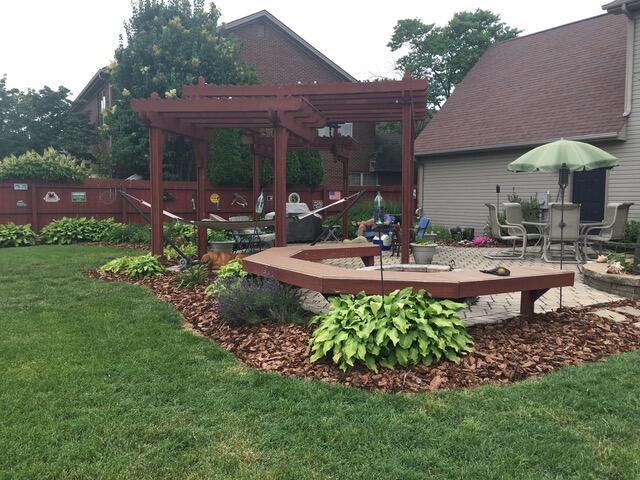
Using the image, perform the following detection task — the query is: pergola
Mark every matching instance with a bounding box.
[131,73,428,263]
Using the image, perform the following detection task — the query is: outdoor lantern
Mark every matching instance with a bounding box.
[558,163,570,189]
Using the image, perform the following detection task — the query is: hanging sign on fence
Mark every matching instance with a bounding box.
[43,191,60,203]
[13,183,28,191]
[71,191,87,203]
[16,200,27,208]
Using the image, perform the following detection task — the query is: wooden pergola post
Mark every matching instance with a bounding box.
[149,127,166,256]
[401,101,414,264]
[195,140,209,258]
[273,125,289,246]
[342,157,350,239]
[252,150,261,209]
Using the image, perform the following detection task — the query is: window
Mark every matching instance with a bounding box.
[318,122,353,138]
[349,172,379,186]
[98,90,108,125]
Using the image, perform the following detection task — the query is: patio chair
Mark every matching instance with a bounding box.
[542,203,582,263]
[228,215,275,253]
[582,202,634,258]
[503,202,543,251]
[484,203,528,259]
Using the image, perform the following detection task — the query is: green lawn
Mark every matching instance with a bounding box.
[2,245,640,479]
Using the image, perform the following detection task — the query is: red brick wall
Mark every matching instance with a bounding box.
[229,19,377,188]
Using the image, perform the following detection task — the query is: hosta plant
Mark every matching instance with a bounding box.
[174,264,209,287]
[99,254,164,279]
[309,288,473,372]
[164,243,197,261]
[204,258,247,297]
[0,222,37,247]
[40,217,116,244]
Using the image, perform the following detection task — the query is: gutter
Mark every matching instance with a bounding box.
[623,2,634,117]
[415,132,622,159]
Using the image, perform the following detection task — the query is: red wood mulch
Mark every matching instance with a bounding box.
[86,270,640,393]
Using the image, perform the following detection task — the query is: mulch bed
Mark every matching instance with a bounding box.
[86,270,640,393]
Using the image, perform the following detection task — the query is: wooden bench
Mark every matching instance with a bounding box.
[242,244,574,317]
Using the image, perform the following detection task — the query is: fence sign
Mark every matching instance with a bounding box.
[71,192,87,203]
[16,200,27,208]
[43,191,60,203]
[13,183,28,191]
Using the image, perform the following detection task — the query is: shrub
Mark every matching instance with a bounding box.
[309,288,473,372]
[208,229,233,242]
[103,222,151,244]
[0,148,89,182]
[164,243,198,261]
[174,264,209,287]
[164,222,196,244]
[425,224,451,241]
[204,258,247,297]
[624,221,640,244]
[40,217,116,244]
[99,254,164,279]
[214,276,303,325]
[0,223,37,247]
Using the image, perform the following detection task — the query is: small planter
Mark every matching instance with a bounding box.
[411,243,437,264]
[208,240,234,254]
[419,233,437,243]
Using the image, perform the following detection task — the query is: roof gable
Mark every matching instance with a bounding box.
[221,10,356,82]
[415,13,627,156]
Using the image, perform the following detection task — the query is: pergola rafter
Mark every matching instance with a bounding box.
[131,73,427,262]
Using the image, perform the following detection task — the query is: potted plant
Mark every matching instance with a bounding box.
[208,229,234,253]
[411,237,437,264]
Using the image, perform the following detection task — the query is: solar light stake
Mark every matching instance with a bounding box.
[558,163,570,308]
[496,184,501,214]
[374,191,385,297]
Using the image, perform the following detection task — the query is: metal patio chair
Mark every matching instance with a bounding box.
[582,202,634,258]
[542,203,582,263]
[484,203,528,259]
[503,202,543,253]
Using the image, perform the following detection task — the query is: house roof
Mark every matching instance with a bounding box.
[220,10,357,82]
[71,67,110,110]
[602,0,640,14]
[414,13,627,157]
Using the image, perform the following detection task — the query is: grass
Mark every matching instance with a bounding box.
[2,245,640,479]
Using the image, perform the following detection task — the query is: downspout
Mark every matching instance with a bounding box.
[622,3,634,118]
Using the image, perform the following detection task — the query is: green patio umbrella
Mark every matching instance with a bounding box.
[507,139,618,172]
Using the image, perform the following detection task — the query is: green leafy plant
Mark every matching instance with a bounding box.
[40,217,116,244]
[174,264,209,287]
[208,229,233,242]
[213,276,303,325]
[309,288,473,372]
[414,237,437,246]
[204,258,247,297]
[0,222,37,247]
[607,252,632,274]
[164,222,196,244]
[425,224,451,241]
[103,222,151,244]
[0,148,89,182]
[99,254,164,279]
[624,221,640,244]
[164,243,197,261]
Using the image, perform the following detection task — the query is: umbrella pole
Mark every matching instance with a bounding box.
[558,163,570,309]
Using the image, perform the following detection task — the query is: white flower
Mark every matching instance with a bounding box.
[164,88,178,99]
[121,88,130,97]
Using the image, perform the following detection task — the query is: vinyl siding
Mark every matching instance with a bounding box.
[416,15,640,231]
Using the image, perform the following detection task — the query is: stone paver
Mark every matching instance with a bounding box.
[591,309,629,323]
[615,306,640,317]
[304,244,624,325]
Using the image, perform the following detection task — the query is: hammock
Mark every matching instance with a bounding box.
[118,190,361,229]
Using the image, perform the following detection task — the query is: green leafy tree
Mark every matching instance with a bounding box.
[389,9,520,116]
[107,0,257,179]
[0,75,97,159]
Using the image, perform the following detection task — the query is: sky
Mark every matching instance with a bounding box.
[0,0,606,98]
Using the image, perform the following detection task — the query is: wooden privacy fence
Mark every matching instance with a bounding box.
[0,179,403,230]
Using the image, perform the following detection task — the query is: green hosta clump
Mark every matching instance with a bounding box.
[204,258,247,297]
[99,254,164,279]
[0,222,37,247]
[310,288,473,372]
[164,243,197,261]
[40,217,116,244]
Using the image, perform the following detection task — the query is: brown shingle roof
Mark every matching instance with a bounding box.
[414,14,627,156]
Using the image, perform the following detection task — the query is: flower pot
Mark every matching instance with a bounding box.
[208,240,234,254]
[420,233,437,243]
[411,243,437,264]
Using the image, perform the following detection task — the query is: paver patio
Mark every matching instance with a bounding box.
[301,244,622,325]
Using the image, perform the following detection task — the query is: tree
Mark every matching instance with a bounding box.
[389,9,520,115]
[0,75,97,160]
[107,0,257,179]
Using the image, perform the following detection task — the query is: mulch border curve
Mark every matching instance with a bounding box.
[85,270,640,394]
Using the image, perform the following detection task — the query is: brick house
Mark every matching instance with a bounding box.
[73,10,400,188]
[414,6,640,230]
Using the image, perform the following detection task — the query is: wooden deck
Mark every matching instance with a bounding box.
[242,244,575,317]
